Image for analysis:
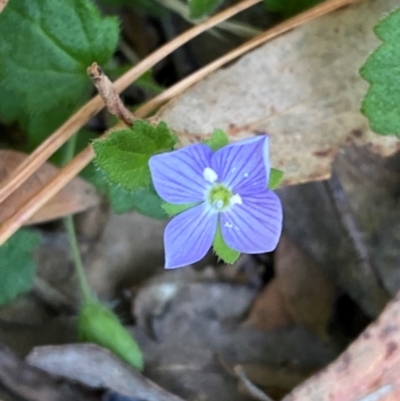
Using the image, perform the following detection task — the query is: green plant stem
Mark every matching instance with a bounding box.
[64,215,92,303]
[62,135,93,304]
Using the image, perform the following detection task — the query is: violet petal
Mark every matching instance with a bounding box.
[164,204,218,269]
[149,144,213,204]
[220,190,282,253]
[211,136,270,195]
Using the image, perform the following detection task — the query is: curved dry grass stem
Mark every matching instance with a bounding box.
[0,0,362,245]
[0,0,261,205]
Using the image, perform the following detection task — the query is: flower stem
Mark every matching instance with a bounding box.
[62,135,93,304]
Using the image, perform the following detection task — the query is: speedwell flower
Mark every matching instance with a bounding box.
[149,136,283,269]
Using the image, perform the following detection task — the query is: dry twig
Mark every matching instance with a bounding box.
[87,63,136,126]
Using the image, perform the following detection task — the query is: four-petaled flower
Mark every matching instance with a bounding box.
[149,136,283,269]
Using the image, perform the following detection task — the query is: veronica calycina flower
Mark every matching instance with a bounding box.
[149,135,283,269]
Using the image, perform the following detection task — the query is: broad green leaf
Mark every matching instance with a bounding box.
[93,120,176,191]
[269,168,284,190]
[189,0,223,19]
[79,300,143,370]
[0,229,41,306]
[82,163,168,219]
[0,0,119,149]
[204,129,229,151]
[212,223,240,264]
[264,0,322,17]
[360,8,400,136]
[162,202,199,216]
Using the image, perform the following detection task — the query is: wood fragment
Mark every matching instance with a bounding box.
[0,344,101,401]
[282,290,400,401]
[87,63,136,126]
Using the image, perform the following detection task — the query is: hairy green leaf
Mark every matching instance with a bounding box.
[360,8,400,136]
[0,229,41,306]
[0,0,119,149]
[213,223,240,264]
[204,128,229,151]
[189,0,223,19]
[269,168,284,190]
[79,300,143,370]
[264,0,322,17]
[82,163,167,219]
[92,120,176,191]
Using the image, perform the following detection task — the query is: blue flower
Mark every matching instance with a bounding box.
[149,136,283,269]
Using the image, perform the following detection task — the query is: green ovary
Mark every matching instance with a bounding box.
[208,184,232,210]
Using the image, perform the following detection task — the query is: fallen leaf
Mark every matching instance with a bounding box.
[0,150,100,225]
[27,344,185,401]
[333,146,400,297]
[131,271,335,401]
[245,277,295,331]
[0,344,101,401]
[240,363,310,400]
[275,235,336,339]
[246,235,336,339]
[156,0,400,186]
[282,290,400,401]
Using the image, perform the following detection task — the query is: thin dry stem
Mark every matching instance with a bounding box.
[0,0,261,205]
[0,0,362,245]
[87,62,136,126]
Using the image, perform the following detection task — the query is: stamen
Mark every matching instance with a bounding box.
[203,167,218,183]
[230,194,242,205]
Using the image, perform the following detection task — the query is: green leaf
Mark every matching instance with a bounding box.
[162,202,199,216]
[92,120,176,191]
[264,0,323,17]
[189,0,224,19]
[212,223,240,264]
[79,300,144,370]
[0,229,41,306]
[269,168,284,189]
[0,0,119,149]
[204,128,229,151]
[360,8,400,136]
[82,163,168,218]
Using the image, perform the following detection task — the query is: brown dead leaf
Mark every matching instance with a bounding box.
[247,235,336,339]
[275,235,336,339]
[0,150,100,225]
[156,0,399,186]
[241,363,310,400]
[282,290,400,401]
[245,277,294,331]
